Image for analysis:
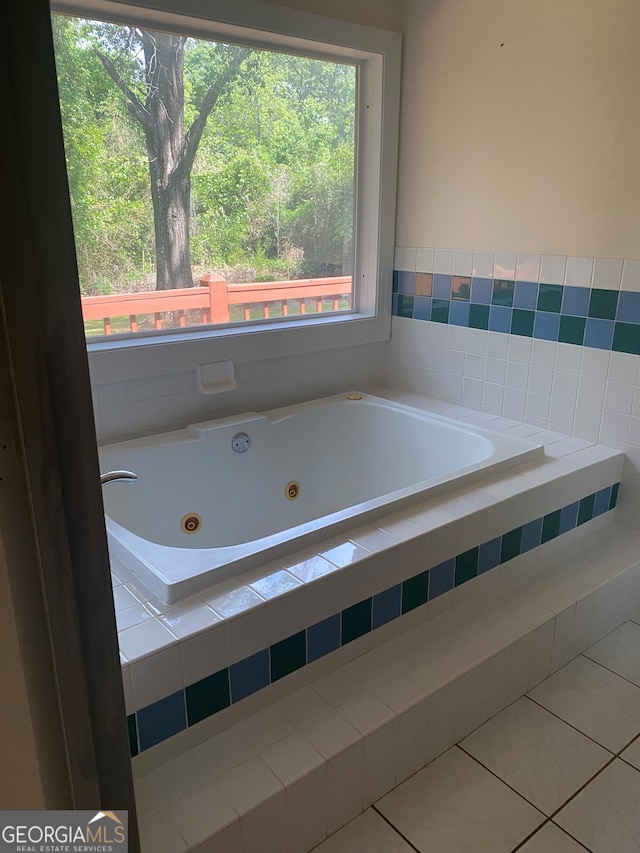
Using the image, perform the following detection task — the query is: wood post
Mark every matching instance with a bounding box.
[200,273,229,324]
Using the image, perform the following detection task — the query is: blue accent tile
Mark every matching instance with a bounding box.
[413,295,432,321]
[433,274,452,299]
[489,305,512,333]
[431,298,450,324]
[137,691,186,751]
[513,281,538,310]
[537,283,563,313]
[559,501,580,535]
[520,517,543,553]
[584,318,614,350]
[397,270,416,296]
[449,300,470,327]
[373,585,402,629]
[617,291,640,323]
[593,486,612,517]
[471,277,492,304]
[492,279,514,306]
[562,286,590,317]
[428,559,454,599]
[478,537,502,574]
[533,311,560,341]
[229,649,270,703]
[341,598,372,644]
[307,614,340,662]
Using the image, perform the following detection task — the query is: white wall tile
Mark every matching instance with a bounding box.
[552,371,579,401]
[565,256,594,287]
[592,257,623,290]
[581,347,610,379]
[622,259,640,292]
[539,255,567,285]
[131,644,183,709]
[394,247,416,271]
[433,248,454,274]
[494,252,517,279]
[473,251,495,277]
[415,247,435,273]
[608,352,639,385]
[531,339,557,369]
[452,249,473,275]
[516,253,541,282]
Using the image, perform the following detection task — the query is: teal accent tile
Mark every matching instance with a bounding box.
[186,669,230,726]
[128,714,138,758]
[396,294,414,318]
[537,283,563,313]
[558,315,586,345]
[577,494,596,526]
[492,279,514,306]
[500,527,522,563]
[454,547,479,586]
[612,322,640,355]
[511,309,535,337]
[270,631,306,682]
[541,509,561,543]
[610,482,619,509]
[469,303,490,330]
[392,270,399,293]
[588,288,619,320]
[431,298,450,324]
[341,598,372,644]
[402,571,429,613]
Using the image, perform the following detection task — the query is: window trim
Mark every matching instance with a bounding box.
[52,0,401,385]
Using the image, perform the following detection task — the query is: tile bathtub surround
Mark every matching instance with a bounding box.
[117,395,624,758]
[135,525,640,853]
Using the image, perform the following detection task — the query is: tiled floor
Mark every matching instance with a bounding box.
[311,610,640,853]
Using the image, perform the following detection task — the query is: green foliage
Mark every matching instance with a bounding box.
[52,13,356,293]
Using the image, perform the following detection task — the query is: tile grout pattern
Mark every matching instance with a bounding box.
[127,483,620,755]
[319,611,640,853]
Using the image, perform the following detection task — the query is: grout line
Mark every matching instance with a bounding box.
[371,804,422,853]
[523,693,618,755]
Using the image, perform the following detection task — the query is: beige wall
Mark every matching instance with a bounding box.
[397,0,640,258]
[267,0,403,31]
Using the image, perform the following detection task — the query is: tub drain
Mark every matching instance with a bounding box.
[181,513,202,534]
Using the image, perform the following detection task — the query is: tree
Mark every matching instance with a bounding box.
[95,30,247,290]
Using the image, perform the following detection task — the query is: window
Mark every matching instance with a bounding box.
[51,0,400,383]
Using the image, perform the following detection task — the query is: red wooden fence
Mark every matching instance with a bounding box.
[81,274,353,335]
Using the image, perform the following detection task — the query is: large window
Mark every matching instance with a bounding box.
[51,0,400,382]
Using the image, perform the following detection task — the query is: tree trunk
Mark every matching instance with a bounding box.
[141,32,193,290]
[150,161,193,290]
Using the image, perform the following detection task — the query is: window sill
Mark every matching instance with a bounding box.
[87,310,390,385]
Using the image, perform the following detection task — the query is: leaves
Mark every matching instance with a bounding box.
[52,13,356,293]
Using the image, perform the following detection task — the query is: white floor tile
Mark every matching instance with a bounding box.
[461,697,611,815]
[376,746,543,853]
[528,654,640,752]
[312,809,412,852]
[584,620,640,686]
[555,759,640,853]
[518,822,589,853]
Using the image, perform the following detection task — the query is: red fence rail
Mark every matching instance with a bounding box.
[81,274,353,335]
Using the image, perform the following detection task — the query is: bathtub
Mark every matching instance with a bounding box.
[100,392,544,603]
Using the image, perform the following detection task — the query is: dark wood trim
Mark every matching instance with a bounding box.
[0,1,139,845]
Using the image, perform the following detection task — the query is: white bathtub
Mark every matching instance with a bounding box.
[100,393,544,603]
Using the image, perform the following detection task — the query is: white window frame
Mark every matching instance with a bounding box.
[52,0,401,385]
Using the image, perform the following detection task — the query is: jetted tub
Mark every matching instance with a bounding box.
[100,392,544,603]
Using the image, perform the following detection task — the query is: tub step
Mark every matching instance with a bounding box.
[134,521,640,853]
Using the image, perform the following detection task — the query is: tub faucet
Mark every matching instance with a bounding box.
[100,470,138,486]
